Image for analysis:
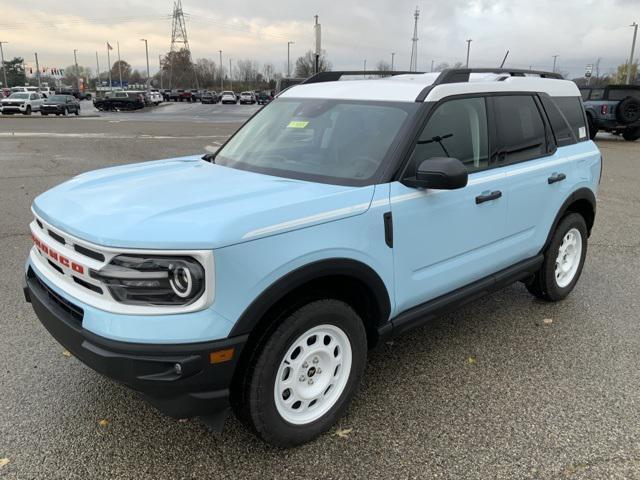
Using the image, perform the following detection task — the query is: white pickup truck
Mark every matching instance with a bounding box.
[0,92,45,115]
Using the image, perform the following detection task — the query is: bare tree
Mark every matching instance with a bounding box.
[295,50,331,77]
[262,62,275,82]
[376,60,391,71]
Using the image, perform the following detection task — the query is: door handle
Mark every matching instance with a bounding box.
[475,190,502,204]
[548,173,566,184]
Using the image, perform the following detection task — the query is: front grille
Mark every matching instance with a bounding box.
[29,268,84,323]
[48,229,66,245]
[73,244,105,262]
[73,276,103,294]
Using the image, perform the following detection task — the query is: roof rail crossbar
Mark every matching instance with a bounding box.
[301,70,425,85]
[415,67,564,102]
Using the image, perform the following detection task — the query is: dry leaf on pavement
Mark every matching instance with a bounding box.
[98,419,109,427]
[543,318,553,326]
[334,427,353,438]
[467,356,477,365]
[62,350,72,358]
[0,458,9,468]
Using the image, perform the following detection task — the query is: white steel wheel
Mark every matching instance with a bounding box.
[274,324,352,425]
[555,227,583,288]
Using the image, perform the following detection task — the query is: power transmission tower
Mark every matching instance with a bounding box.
[168,0,198,88]
[409,7,420,72]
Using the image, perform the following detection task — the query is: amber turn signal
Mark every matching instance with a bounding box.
[209,348,234,364]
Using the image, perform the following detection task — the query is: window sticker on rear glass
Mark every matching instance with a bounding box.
[579,126,586,139]
[287,121,309,129]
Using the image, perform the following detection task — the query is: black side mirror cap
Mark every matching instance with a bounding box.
[402,157,468,190]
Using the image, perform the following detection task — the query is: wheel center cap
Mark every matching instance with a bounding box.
[307,366,316,377]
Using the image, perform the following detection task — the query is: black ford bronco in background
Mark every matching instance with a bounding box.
[580,85,640,141]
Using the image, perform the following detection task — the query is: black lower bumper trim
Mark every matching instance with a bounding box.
[25,267,247,419]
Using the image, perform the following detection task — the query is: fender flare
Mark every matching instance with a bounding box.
[229,258,391,337]
[543,187,596,251]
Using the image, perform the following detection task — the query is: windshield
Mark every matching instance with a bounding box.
[215,98,418,185]
[609,88,640,101]
[9,93,29,99]
[48,95,67,102]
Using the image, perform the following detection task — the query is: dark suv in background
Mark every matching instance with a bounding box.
[581,85,640,141]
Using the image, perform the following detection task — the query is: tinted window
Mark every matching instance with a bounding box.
[608,88,640,100]
[30,94,38,100]
[493,95,546,164]
[540,95,575,147]
[580,89,590,101]
[409,97,489,174]
[217,98,418,185]
[590,89,604,100]
[554,97,587,141]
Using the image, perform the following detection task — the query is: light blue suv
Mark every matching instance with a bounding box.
[24,68,602,447]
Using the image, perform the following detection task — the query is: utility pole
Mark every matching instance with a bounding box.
[626,22,638,85]
[95,51,101,90]
[430,59,434,72]
[409,7,420,72]
[465,39,472,67]
[0,41,8,88]
[287,41,294,77]
[159,55,163,89]
[552,55,559,73]
[391,52,395,70]
[106,43,112,88]
[117,41,123,88]
[141,39,150,90]
[314,15,321,74]
[219,50,223,90]
[229,58,232,90]
[363,59,367,77]
[73,49,80,91]
[34,52,41,89]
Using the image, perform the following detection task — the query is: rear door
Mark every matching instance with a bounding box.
[390,96,511,313]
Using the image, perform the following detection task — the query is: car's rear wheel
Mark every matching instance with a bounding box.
[62,107,68,116]
[235,299,367,447]
[526,213,588,301]
[24,106,31,115]
[616,96,640,124]
[622,126,640,141]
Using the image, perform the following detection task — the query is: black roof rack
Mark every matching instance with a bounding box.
[414,67,564,102]
[301,70,424,84]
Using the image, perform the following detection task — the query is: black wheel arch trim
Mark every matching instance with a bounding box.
[228,258,392,337]
[543,187,596,251]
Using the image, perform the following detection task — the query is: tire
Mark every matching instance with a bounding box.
[587,114,598,140]
[526,213,588,301]
[622,126,640,141]
[62,107,68,116]
[41,112,48,116]
[616,96,640,124]
[234,299,367,447]
[74,108,80,116]
[23,106,31,115]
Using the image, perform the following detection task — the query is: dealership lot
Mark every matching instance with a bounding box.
[1,110,640,479]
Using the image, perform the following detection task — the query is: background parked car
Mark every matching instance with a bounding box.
[148,91,163,105]
[239,91,256,104]
[201,91,218,104]
[1,91,44,115]
[190,89,203,102]
[581,85,640,141]
[221,91,237,104]
[93,91,144,111]
[256,91,273,105]
[40,94,80,116]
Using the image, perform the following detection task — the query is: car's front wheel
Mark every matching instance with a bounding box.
[235,299,367,447]
[24,105,31,115]
[526,213,588,301]
[622,126,640,141]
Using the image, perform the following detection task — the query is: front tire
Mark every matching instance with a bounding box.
[235,299,367,447]
[23,106,32,115]
[622,126,640,141]
[526,213,588,301]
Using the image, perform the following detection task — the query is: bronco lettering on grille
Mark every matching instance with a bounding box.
[32,234,85,274]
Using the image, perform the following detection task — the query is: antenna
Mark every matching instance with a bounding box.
[168,0,198,88]
[409,7,420,72]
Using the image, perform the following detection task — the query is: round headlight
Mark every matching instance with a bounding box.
[170,263,194,298]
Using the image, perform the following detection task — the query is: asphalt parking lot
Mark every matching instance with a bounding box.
[1,106,639,479]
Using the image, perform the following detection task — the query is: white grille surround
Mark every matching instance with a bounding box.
[29,211,215,316]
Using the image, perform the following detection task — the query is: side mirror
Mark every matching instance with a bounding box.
[403,157,468,190]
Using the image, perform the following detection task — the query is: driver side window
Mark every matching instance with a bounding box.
[408,97,489,175]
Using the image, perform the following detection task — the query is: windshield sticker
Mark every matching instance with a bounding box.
[579,126,586,139]
[287,121,309,129]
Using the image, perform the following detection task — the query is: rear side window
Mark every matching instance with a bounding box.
[539,95,576,147]
[580,89,590,101]
[553,97,588,141]
[590,89,604,100]
[492,95,546,165]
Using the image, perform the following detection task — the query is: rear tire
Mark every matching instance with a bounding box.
[616,96,640,124]
[622,126,640,141]
[24,106,31,115]
[526,213,588,301]
[234,299,367,447]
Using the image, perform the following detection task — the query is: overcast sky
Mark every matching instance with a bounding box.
[0,0,637,79]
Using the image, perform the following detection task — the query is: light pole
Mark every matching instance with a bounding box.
[34,52,41,89]
[391,52,395,71]
[95,51,101,90]
[465,39,472,68]
[626,22,638,85]
[140,39,150,90]
[73,49,80,91]
[552,55,559,73]
[229,58,233,90]
[287,41,294,78]
[159,55,163,90]
[219,50,223,90]
[0,41,8,88]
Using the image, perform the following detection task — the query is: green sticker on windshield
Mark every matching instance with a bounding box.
[287,121,309,129]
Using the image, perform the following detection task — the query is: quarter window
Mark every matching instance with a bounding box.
[408,97,489,174]
[540,95,575,147]
[553,97,588,141]
[493,95,546,165]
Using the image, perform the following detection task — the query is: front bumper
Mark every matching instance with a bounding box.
[24,266,247,423]
[1,104,26,112]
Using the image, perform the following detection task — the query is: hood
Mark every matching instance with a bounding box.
[33,156,375,250]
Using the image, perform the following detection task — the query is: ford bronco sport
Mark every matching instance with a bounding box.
[580,84,640,141]
[24,68,601,447]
